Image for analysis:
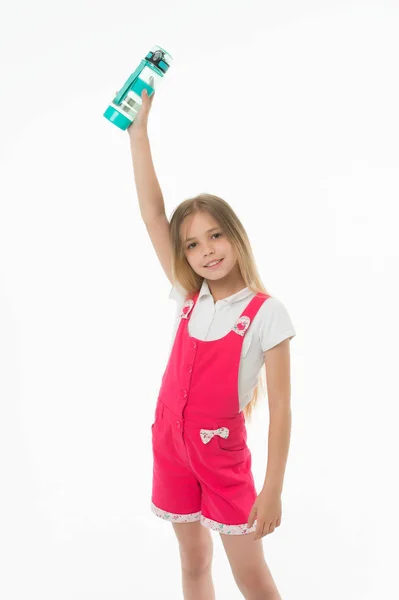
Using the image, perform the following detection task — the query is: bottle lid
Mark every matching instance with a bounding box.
[145,45,173,74]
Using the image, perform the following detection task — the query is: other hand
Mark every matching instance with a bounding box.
[247,486,282,541]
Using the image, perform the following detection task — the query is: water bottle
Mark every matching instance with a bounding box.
[103,45,173,130]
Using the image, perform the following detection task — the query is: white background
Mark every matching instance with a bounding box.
[1,1,398,598]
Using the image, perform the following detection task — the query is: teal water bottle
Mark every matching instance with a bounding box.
[103,45,173,130]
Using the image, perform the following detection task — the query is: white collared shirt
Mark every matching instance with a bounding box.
[168,279,296,411]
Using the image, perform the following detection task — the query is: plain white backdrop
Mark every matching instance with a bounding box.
[1,1,398,598]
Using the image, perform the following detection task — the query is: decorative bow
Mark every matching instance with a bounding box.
[200,427,229,444]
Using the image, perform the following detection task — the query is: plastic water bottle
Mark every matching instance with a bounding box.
[103,45,173,130]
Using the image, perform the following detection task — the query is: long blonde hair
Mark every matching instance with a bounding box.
[168,193,270,422]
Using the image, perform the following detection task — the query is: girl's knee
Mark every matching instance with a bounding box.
[179,541,213,578]
[172,521,213,576]
[234,564,281,599]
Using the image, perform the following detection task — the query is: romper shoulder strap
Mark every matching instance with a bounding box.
[231,292,270,337]
[179,289,201,320]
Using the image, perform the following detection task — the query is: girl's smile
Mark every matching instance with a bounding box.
[204,258,224,269]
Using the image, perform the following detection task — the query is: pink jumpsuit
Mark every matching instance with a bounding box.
[151,288,270,535]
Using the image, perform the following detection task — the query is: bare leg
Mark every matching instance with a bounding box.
[172,521,216,600]
[220,531,282,599]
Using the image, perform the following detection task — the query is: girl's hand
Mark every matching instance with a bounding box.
[127,86,156,135]
[247,486,282,541]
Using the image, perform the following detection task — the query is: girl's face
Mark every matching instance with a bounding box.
[181,212,237,278]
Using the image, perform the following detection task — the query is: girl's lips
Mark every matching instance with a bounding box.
[204,258,224,268]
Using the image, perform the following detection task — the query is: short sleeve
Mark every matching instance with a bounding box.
[258,297,296,352]
[168,281,188,302]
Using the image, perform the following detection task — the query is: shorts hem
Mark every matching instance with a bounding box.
[151,501,201,523]
[200,514,257,535]
[151,502,256,535]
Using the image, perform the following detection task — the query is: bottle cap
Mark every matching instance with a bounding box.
[145,45,173,74]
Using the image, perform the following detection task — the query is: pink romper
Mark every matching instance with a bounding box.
[150,288,270,535]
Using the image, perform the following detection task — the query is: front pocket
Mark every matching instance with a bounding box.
[216,427,247,454]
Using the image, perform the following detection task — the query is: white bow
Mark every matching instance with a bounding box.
[200,427,229,444]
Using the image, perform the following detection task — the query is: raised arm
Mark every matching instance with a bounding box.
[127,91,174,285]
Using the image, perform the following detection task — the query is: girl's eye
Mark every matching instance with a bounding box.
[187,232,221,250]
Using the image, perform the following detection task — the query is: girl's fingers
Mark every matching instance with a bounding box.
[142,89,155,102]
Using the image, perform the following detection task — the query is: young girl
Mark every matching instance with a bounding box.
[128,89,296,600]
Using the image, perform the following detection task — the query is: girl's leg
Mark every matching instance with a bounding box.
[172,521,216,600]
[220,531,282,599]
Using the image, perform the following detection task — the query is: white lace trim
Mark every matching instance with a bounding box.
[200,515,256,535]
[151,502,256,535]
[151,502,201,523]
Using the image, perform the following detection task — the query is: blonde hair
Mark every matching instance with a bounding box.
[169,193,271,423]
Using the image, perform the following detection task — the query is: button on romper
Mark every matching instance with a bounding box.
[151,288,270,535]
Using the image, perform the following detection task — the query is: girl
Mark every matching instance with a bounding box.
[127,89,296,600]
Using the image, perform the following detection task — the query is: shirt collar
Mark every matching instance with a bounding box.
[199,278,254,305]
